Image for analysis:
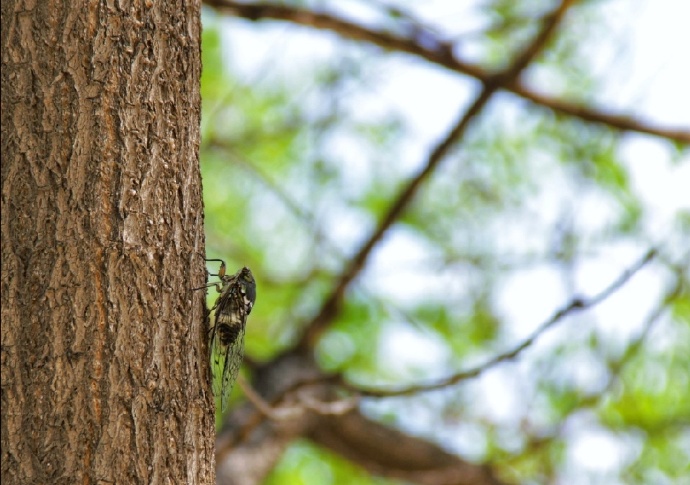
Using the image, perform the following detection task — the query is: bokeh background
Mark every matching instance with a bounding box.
[199,1,690,483]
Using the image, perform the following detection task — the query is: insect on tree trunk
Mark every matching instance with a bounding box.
[1,1,215,484]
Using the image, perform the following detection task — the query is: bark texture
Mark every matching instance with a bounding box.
[1,1,213,484]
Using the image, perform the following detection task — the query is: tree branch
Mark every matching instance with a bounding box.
[216,249,662,484]
[294,0,576,349]
[308,409,511,485]
[500,275,684,459]
[206,0,690,143]
[217,354,514,485]
[348,248,656,397]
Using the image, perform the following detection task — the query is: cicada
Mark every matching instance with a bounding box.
[197,259,256,411]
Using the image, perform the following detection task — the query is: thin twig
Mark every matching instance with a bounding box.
[507,276,683,455]
[206,0,690,143]
[295,0,576,349]
[226,249,663,449]
[606,274,684,376]
[347,248,657,398]
[238,375,359,420]
[228,375,359,449]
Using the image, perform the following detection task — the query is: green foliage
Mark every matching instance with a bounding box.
[199,3,689,484]
[266,440,401,485]
[316,297,386,376]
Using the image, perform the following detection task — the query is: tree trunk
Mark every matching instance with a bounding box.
[1,1,213,484]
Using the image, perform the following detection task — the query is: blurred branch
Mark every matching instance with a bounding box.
[605,272,684,377]
[218,355,513,485]
[238,375,358,422]
[347,248,657,397]
[206,0,690,143]
[307,409,511,485]
[295,0,576,350]
[218,249,661,484]
[227,373,349,450]
[510,275,684,460]
[225,369,512,485]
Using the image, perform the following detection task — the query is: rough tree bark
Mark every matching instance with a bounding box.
[1,1,214,484]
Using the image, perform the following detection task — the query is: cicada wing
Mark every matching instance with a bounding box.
[210,281,249,412]
[219,326,246,412]
[208,318,227,404]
